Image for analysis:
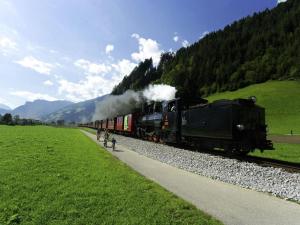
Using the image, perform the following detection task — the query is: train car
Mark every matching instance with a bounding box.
[124,113,137,135]
[81,96,273,155]
[102,119,108,130]
[136,102,162,139]
[107,118,115,131]
[95,120,101,129]
[160,97,273,154]
[116,116,124,132]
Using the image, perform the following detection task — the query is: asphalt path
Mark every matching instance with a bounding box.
[82,130,300,225]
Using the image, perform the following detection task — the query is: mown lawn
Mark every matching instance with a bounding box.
[250,143,300,163]
[0,125,222,225]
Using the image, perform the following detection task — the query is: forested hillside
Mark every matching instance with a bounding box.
[112,0,300,98]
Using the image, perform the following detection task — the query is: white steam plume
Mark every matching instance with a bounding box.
[92,90,142,120]
[143,84,176,101]
[93,84,177,120]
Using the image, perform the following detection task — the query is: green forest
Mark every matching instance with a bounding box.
[112,0,300,98]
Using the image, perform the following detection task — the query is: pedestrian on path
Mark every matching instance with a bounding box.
[96,128,101,141]
[111,137,116,151]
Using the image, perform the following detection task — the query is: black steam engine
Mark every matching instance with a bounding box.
[82,96,273,155]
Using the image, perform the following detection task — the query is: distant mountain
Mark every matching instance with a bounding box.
[0,104,11,115]
[0,103,11,111]
[12,100,73,120]
[0,108,11,115]
[44,95,108,123]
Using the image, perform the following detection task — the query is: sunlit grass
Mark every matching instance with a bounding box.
[0,125,222,225]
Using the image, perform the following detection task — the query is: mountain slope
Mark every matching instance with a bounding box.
[206,81,300,135]
[44,95,107,123]
[12,100,73,120]
[0,108,11,115]
[112,0,300,98]
[0,104,11,115]
[0,103,11,111]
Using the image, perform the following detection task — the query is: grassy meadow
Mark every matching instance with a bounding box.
[0,125,222,225]
[250,143,300,163]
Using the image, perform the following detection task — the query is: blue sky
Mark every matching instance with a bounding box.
[0,0,284,108]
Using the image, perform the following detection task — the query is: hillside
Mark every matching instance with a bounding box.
[206,81,300,135]
[12,100,73,120]
[44,95,107,123]
[112,0,300,98]
[0,103,11,115]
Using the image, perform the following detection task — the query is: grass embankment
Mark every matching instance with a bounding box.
[250,143,300,163]
[0,125,222,225]
[207,81,300,163]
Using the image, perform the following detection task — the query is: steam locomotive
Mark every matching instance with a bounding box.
[81,97,273,155]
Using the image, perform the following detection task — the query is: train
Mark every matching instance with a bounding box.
[80,96,274,155]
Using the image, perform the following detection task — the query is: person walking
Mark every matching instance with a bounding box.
[111,137,116,151]
[104,129,109,148]
[96,128,101,141]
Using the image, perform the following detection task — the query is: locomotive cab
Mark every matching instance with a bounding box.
[161,99,181,143]
[137,102,163,139]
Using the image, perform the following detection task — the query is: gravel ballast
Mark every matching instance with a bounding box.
[112,134,300,202]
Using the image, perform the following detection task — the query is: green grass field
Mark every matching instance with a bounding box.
[206,80,300,135]
[250,143,300,163]
[0,125,222,225]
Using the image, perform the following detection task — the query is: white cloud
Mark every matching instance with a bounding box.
[131,33,140,39]
[277,0,287,4]
[43,80,54,86]
[105,44,114,54]
[200,31,209,39]
[0,36,17,55]
[60,58,137,102]
[74,59,111,75]
[182,40,189,48]
[10,91,58,101]
[15,56,54,75]
[112,59,137,76]
[173,36,179,42]
[58,75,113,102]
[131,33,163,66]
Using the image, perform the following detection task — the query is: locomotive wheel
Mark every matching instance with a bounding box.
[238,151,250,156]
[224,145,234,155]
[153,135,160,143]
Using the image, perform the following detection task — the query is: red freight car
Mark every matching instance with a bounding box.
[107,118,115,131]
[95,120,101,129]
[116,116,124,132]
[123,113,136,134]
[102,119,108,130]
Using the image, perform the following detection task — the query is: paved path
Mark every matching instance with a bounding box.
[270,135,300,144]
[82,130,300,225]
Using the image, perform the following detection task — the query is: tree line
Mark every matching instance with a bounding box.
[112,0,300,98]
[0,113,43,126]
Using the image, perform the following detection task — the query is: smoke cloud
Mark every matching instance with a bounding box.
[92,84,176,120]
[143,84,176,101]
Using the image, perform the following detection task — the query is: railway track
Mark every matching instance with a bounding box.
[179,143,300,173]
[242,156,300,173]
